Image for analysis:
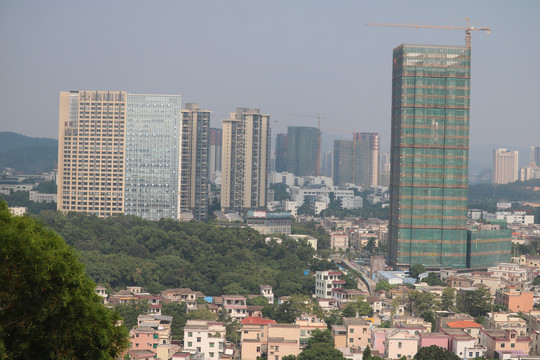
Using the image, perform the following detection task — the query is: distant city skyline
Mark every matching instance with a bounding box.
[1,1,539,149]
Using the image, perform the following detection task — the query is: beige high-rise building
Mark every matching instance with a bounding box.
[57,91,127,217]
[180,103,210,221]
[493,148,519,184]
[221,107,270,212]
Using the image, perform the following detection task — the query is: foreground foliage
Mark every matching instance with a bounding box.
[0,201,128,359]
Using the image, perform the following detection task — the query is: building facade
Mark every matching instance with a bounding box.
[389,44,471,269]
[286,126,320,177]
[333,133,379,188]
[208,128,222,184]
[124,94,182,220]
[221,108,270,212]
[57,91,127,217]
[275,133,288,173]
[493,148,519,184]
[180,103,210,220]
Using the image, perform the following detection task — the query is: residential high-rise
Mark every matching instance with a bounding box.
[333,140,354,188]
[275,133,288,173]
[530,146,540,166]
[322,150,333,178]
[493,148,519,184]
[352,132,379,187]
[286,126,321,176]
[221,107,270,212]
[180,103,210,221]
[209,128,222,184]
[58,91,210,221]
[388,44,471,269]
[58,91,127,217]
[124,94,182,220]
[333,133,379,188]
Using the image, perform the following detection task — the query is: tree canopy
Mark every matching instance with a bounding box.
[456,288,493,317]
[36,211,335,296]
[409,264,426,279]
[0,201,128,359]
[414,345,460,360]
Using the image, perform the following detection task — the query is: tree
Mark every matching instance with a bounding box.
[424,272,446,286]
[161,302,187,339]
[441,288,456,311]
[414,345,460,360]
[456,288,492,317]
[407,290,440,324]
[409,264,426,279]
[0,201,128,359]
[342,297,374,318]
[115,301,149,331]
[363,345,372,360]
[533,276,540,286]
[297,329,346,360]
[375,280,393,292]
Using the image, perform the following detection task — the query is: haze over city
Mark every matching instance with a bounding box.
[1,1,539,151]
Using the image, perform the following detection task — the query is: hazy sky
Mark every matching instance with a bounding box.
[1,1,539,151]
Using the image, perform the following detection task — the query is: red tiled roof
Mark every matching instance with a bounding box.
[446,320,483,328]
[241,316,277,325]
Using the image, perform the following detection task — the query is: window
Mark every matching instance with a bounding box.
[257,347,261,352]
[501,344,505,348]
[398,342,402,349]
[210,352,214,358]
[188,342,192,347]
[188,332,192,337]
[350,338,354,343]
[210,343,214,348]
[350,329,354,334]
[197,337,201,342]
[511,343,515,348]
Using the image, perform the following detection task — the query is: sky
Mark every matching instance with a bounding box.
[1,1,539,154]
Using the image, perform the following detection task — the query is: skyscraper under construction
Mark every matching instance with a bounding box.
[388,44,471,269]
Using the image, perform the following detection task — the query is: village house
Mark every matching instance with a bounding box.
[342,318,372,349]
[495,286,534,313]
[480,329,531,359]
[487,312,527,336]
[384,330,419,360]
[161,288,199,311]
[294,314,327,349]
[183,320,226,359]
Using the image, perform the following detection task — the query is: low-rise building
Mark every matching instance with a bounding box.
[495,287,534,313]
[330,232,349,250]
[443,328,486,360]
[315,270,344,299]
[240,316,277,360]
[443,320,483,340]
[331,288,367,305]
[480,329,531,359]
[370,328,396,354]
[267,324,300,359]
[161,288,199,311]
[246,211,292,235]
[260,285,274,304]
[183,320,226,359]
[223,295,247,321]
[487,312,527,336]
[294,314,327,349]
[418,332,449,350]
[342,318,372,349]
[384,330,419,360]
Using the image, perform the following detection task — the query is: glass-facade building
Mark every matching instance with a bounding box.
[389,44,471,269]
[286,126,320,176]
[124,94,182,220]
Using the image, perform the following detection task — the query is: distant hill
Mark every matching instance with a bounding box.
[0,132,57,174]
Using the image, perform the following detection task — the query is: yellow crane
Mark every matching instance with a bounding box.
[367,18,491,49]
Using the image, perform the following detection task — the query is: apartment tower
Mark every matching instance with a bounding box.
[221,108,271,212]
[57,91,127,217]
[333,132,379,188]
[275,133,288,173]
[286,126,321,176]
[389,44,471,269]
[493,148,519,184]
[180,103,210,220]
[209,128,222,183]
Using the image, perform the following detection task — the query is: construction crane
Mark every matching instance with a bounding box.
[288,113,325,176]
[367,18,490,49]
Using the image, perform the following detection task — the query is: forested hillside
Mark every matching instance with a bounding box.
[38,211,334,296]
[0,132,57,173]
